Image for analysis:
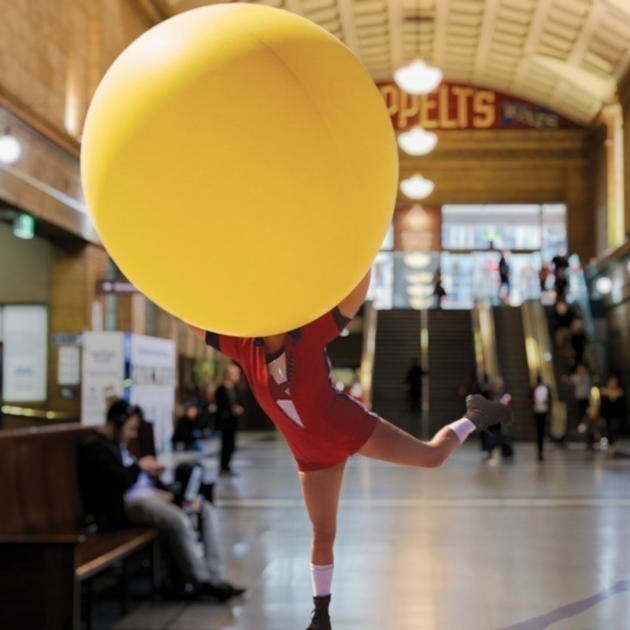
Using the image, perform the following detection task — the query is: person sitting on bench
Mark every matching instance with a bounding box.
[79,399,245,601]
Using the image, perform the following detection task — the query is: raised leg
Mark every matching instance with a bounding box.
[357,417,462,468]
[358,395,513,468]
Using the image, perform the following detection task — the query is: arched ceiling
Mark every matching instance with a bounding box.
[148,0,630,125]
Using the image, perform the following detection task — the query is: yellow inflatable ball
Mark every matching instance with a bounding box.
[81,3,397,336]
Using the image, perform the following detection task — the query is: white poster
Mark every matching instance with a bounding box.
[81,331,124,426]
[58,346,81,385]
[129,334,176,453]
[2,305,48,401]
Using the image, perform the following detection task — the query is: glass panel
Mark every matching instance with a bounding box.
[394,252,439,309]
[371,203,567,310]
[441,252,474,308]
[368,252,394,309]
[442,203,545,250]
[541,203,567,262]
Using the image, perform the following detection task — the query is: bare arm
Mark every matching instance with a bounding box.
[338,269,372,320]
[187,323,205,339]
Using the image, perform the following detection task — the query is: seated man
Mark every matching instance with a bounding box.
[79,399,244,601]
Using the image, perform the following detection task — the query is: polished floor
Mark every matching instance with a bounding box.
[99,432,630,630]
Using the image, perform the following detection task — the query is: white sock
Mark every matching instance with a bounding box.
[310,563,334,597]
[448,418,476,443]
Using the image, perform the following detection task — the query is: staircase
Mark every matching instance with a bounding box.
[493,306,533,440]
[427,310,475,435]
[371,310,422,436]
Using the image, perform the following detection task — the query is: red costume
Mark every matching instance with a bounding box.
[205,308,378,471]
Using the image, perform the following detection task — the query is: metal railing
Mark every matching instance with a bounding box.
[472,299,500,383]
[359,300,378,410]
[520,299,567,438]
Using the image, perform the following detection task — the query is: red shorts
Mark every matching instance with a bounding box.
[292,393,380,472]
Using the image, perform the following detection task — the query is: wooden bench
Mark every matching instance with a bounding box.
[0,424,160,630]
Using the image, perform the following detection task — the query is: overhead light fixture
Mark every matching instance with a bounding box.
[404,252,432,269]
[406,284,433,298]
[397,126,438,155]
[408,296,432,310]
[13,213,34,239]
[400,174,435,199]
[595,276,612,295]
[394,59,443,95]
[406,271,433,284]
[0,129,22,164]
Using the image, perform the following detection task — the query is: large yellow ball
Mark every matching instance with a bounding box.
[81,3,398,336]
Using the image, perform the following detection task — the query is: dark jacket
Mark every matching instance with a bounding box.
[79,430,140,531]
[215,384,239,431]
[600,391,625,421]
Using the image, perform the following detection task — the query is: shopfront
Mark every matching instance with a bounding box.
[369,202,568,310]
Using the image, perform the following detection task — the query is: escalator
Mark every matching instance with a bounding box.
[371,309,422,436]
[426,310,476,436]
[366,300,564,443]
[493,306,534,440]
[522,299,566,439]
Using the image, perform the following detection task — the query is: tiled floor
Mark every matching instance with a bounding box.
[101,433,630,630]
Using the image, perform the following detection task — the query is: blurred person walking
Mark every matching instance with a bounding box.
[569,318,588,368]
[600,374,625,452]
[483,377,511,460]
[532,375,551,461]
[567,364,592,428]
[498,250,511,304]
[405,358,423,414]
[553,301,575,359]
[432,269,446,309]
[215,363,245,476]
[539,262,552,294]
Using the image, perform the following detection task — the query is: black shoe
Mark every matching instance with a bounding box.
[158,582,198,601]
[306,594,332,630]
[200,581,236,602]
[465,394,514,431]
[216,580,246,598]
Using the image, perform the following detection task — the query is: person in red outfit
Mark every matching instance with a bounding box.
[188,269,512,630]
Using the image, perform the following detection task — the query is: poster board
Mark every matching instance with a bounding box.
[1,305,48,401]
[81,332,175,452]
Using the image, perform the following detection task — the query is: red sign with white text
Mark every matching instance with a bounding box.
[379,82,579,131]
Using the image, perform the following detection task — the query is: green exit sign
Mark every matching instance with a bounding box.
[13,213,34,239]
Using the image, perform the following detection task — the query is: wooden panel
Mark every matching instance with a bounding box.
[0,1,149,144]
[0,425,89,536]
[47,243,108,414]
[0,542,78,630]
[397,127,596,259]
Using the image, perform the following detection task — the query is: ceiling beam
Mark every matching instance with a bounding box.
[432,0,450,68]
[546,2,610,114]
[134,0,167,25]
[512,0,553,101]
[337,0,360,55]
[387,0,405,79]
[283,0,304,14]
